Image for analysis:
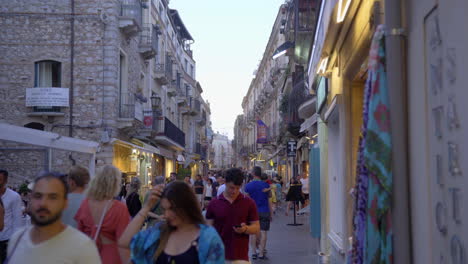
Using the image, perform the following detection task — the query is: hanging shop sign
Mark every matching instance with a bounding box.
[257,120,268,144]
[143,110,153,129]
[287,140,297,157]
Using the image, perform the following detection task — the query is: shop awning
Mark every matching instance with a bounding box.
[0,123,98,176]
[272,41,295,59]
[0,123,98,153]
[111,138,160,155]
[300,113,319,132]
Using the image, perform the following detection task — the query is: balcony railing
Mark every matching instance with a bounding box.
[194,99,201,113]
[155,116,185,148]
[154,61,172,84]
[119,0,142,35]
[139,24,158,59]
[119,92,135,119]
[167,81,177,97]
[296,0,315,32]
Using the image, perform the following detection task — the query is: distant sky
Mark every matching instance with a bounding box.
[170,0,285,139]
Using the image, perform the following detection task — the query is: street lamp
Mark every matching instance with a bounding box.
[151,94,161,110]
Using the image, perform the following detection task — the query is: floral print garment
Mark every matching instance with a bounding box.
[351,25,393,264]
[130,223,225,264]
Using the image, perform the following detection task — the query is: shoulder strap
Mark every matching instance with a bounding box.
[4,228,27,264]
[94,199,112,241]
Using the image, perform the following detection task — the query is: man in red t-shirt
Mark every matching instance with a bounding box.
[206,168,260,263]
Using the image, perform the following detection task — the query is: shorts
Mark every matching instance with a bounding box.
[259,212,271,231]
[204,197,212,201]
[303,193,309,201]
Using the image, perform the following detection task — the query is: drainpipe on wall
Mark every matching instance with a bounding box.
[384,0,412,263]
[68,0,76,166]
[69,0,75,138]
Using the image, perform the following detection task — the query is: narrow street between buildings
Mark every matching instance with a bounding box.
[252,207,319,264]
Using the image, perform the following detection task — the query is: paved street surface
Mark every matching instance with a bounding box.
[251,206,319,264]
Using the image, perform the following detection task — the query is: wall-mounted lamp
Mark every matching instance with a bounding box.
[151,94,161,109]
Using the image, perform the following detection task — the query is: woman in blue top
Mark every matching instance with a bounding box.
[119,181,225,264]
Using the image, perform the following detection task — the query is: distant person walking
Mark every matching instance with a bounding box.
[126,177,142,218]
[6,173,100,263]
[299,172,309,208]
[75,165,131,264]
[62,166,90,228]
[0,169,23,263]
[193,175,205,208]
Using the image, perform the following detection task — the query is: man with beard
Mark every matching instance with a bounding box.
[6,173,100,263]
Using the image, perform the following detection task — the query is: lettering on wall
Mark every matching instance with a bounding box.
[425,7,465,263]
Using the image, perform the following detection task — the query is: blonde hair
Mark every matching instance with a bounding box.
[86,165,121,200]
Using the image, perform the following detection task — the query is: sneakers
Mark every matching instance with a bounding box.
[258,255,269,260]
[252,253,258,260]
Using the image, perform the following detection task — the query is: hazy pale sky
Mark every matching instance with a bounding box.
[170,0,285,139]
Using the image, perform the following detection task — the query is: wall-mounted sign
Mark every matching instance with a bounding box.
[143,110,153,129]
[317,77,328,112]
[287,140,297,157]
[257,120,268,144]
[26,87,69,107]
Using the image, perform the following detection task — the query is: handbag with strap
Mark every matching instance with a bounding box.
[93,199,113,242]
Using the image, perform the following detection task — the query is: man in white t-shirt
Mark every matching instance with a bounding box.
[299,172,310,208]
[0,170,23,263]
[7,173,101,264]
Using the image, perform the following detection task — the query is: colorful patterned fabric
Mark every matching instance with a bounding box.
[351,24,393,264]
[130,223,225,264]
[351,69,372,263]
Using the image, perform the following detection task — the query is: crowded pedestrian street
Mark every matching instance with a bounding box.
[1,0,468,263]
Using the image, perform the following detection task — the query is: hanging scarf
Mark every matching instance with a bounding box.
[352,24,393,264]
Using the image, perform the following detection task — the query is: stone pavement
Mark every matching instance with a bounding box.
[250,206,320,264]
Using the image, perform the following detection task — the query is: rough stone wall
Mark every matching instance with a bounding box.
[0,0,149,177]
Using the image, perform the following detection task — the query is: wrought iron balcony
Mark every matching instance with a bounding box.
[139,24,158,60]
[119,92,135,119]
[167,81,177,97]
[153,116,185,150]
[119,0,142,36]
[154,61,172,85]
[181,97,198,116]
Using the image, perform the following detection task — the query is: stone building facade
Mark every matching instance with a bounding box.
[0,0,212,187]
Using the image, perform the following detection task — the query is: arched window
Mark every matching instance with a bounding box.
[34,60,61,87]
[24,122,45,131]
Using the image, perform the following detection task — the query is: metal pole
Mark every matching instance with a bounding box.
[384,0,412,262]
[48,148,52,171]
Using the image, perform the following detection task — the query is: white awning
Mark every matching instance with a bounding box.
[300,113,319,132]
[0,123,99,176]
[0,123,98,153]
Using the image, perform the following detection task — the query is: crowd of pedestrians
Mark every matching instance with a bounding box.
[0,165,309,263]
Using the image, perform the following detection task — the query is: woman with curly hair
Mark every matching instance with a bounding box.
[75,165,131,264]
[119,181,225,264]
